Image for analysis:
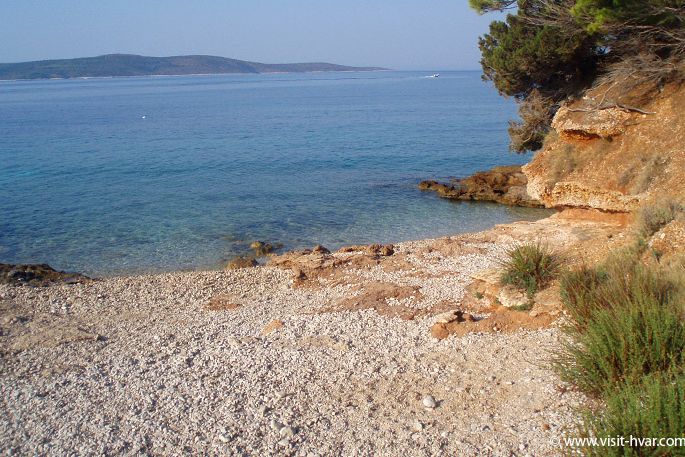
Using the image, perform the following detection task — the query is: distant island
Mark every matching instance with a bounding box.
[0,54,387,80]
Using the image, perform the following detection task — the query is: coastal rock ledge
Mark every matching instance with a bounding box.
[419,165,543,207]
[523,78,685,212]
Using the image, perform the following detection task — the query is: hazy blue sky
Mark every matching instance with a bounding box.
[1,0,503,70]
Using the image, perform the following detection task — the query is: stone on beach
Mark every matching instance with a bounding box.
[312,245,331,254]
[422,395,437,409]
[279,426,295,437]
[226,256,258,270]
[0,263,89,287]
[270,419,284,431]
[262,319,285,335]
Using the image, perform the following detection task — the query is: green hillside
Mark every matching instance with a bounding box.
[0,54,386,80]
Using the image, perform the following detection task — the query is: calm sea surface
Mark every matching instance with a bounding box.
[0,71,551,275]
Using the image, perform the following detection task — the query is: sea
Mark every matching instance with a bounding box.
[0,71,552,276]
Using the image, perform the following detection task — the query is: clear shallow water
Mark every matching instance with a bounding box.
[0,71,551,275]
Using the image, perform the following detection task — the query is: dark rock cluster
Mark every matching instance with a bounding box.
[0,263,89,287]
[419,165,543,207]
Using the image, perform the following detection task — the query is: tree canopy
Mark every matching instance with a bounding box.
[573,0,685,32]
[470,0,685,152]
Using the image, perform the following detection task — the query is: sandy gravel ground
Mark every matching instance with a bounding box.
[0,216,621,456]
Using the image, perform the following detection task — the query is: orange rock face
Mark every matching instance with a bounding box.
[523,80,685,212]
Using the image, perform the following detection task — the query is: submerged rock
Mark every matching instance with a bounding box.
[249,241,283,257]
[0,263,89,287]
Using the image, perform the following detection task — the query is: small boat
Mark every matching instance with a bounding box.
[430,73,440,78]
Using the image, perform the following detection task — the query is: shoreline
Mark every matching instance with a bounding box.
[0,207,629,454]
[1,193,555,280]
[1,206,556,282]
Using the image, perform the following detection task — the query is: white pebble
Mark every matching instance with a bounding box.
[422,395,437,409]
[279,426,295,437]
[270,419,283,431]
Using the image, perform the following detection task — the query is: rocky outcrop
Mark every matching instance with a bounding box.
[267,243,397,285]
[267,247,343,282]
[543,182,641,212]
[338,243,394,256]
[523,79,685,212]
[422,80,685,213]
[419,165,543,207]
[551,105,635,140]
[0,263,89,287]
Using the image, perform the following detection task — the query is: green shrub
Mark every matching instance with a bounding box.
[577,372,685,456]
[561,248,676,320]
[550,186,685,455]
[558,293,685,395]
[559,265,608,329]
[556,254,685,395]
[636,200,685,238]
[500,243,560,298]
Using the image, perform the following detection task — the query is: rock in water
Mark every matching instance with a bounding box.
[418,165,543,207]
[250,241,283,256]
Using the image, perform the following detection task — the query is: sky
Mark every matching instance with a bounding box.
[0,0,504,70]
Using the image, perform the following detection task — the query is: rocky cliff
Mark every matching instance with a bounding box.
[523,78,685,212]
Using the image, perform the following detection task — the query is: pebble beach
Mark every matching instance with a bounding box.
[0,213,626,456]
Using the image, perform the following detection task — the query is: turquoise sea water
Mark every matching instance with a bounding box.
[0,71,551,275]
